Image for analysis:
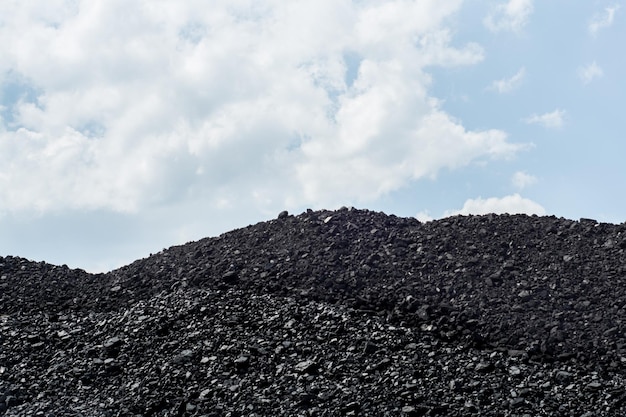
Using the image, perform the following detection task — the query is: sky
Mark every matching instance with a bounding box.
[1,0,625,272]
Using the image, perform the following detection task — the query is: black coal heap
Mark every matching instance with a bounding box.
[2,208,626,416]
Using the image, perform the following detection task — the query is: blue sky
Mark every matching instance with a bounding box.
[1,0,624,272]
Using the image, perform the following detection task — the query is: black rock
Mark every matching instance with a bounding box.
[474,361,494,373]
[103,336,122,349]
[234,355,250,369]
[294,360,318,374]
[221,270,238,284]
[362,341,379,354]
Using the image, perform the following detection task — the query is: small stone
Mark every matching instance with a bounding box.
[507,349,527,358]
[5,396,19,407]
[420,324,436,332]
[416,305,430,321]
[199,388,212,400]
[464,401,478,412]
[555,371,573,383]
[277,210,289,219]
[222,271,238,284]
[234,355,250,369]
[475,361,494,373]
[587,381,602,390]
[363,341,379,354]
[603,327,618,337]
[367,358,392,372]
[294,360,318,374]
[317,390,334,401]
[509,366,521,376]
[174,349,194,364]
[343,402,360,413]
[103,336,122,349]
[298,393,314,406]
[104,360,121,375]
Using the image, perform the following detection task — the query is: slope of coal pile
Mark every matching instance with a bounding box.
[2,207,626,416]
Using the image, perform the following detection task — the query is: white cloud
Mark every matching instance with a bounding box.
[524,109,566,129]
[589,5,620,36]
[489,67,526,93]
[511,171,537,189]
[484,0,534,33]
[415,210,434,222]
[448,194,546,216]
[0,0,522,219]
[578,61,604,84]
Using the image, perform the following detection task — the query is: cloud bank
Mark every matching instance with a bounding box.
[483,0,534,33]
[449,194,546,216]
[511,171,537,190]
[489,67,526,93]
[589,5,620,36]
[578,62,604,84]
[0,0,524,218]
[524,109,566,129]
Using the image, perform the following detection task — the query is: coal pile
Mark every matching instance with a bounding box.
[2,207,626,416]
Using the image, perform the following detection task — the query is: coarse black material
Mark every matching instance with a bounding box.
[2,207,626,415]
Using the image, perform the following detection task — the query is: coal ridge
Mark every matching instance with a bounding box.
[2,207,626,415]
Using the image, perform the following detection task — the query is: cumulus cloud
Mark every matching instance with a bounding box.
[578,62,604,84]
[448,194,545,216]
[524,109,566,129]
[0,0,523,218]
[589,4,620,36]
[484,0,534,33]
[511,171,537,189]
[415,210,434,222]
[489,67,526,93]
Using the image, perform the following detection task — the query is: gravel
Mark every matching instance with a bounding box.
[2,207,626,415]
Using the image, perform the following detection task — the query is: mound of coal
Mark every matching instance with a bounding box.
[2,207,626,416]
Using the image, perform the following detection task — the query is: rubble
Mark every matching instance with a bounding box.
[2,208,626,415]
